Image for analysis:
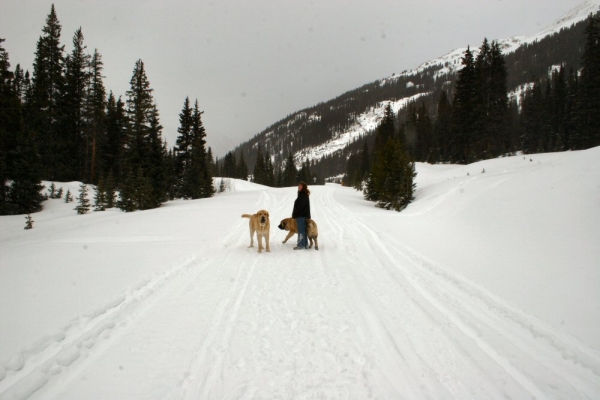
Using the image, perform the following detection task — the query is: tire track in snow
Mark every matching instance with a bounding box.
[0,256,204,400]
[39,218,263,400]
[324,186,600,399]
[319,186,459,398]
[386,238,600,397]
[178,258,258,400]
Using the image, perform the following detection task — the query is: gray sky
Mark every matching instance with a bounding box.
[0,0,583,157]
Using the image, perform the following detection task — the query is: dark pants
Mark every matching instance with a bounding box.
[295,217,308,249]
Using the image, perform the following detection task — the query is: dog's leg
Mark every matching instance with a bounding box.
[314,237,319,250]
[282,231,295,244]
[257,233,263,253]
[249,227,255,248]
[265,232,271,252]
[308,238,313,249]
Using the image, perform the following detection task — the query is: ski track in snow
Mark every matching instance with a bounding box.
[321,186,600,399]
[0,255,202,400]
[1,183,599,399]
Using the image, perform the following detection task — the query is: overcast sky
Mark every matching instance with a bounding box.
[0,0,584,157]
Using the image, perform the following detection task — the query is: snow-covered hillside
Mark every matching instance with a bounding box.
[290,0,600,168]
[388,0,600,83]
[1,148,599,399]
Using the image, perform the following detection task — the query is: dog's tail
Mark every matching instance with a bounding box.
[241,214,252,218]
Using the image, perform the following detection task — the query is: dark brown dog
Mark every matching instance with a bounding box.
[242,210,271,253]
[278,217,319,250]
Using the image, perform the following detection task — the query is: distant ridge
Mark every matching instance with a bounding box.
[226,0,599,178]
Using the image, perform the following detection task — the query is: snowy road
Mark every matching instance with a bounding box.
[1,150,600,399]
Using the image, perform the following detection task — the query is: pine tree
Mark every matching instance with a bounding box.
[133,166,154,210]
[552,66,568,151]
[85,49,107,183]
[191,100,213,198]
[206,147,217,178]
[124,59,153,173]
[24,214,34,230]
[12,64,25,101]
[30,5,66,180]
[222,151,237,178]
[364,105,416,211]
[237,151,248,181]
[6,125,45,214]
[283,154,298,186]
[520,80,547,153]
[103,93,126,183]
[1,38,20,215]
[48,182,57,198]
[176,98,212,198]
[253,146,265,184]
[145,105,166,206]
[450,46,477,163]
[378,138,416,211]
[264,150,275,186]
[175,96,193,196]
[297,159,311,184]
[123,60,164,209]
[275,165,284,187]
[578,12,600,149]
[93,177,107,211]
[415,103,433,162]
[64,189,73,203]
[360,142,370,186]
[365,104,396,201]
[59,27,90,181]
[564,67,579,150]
[433,90,452,162]
[163,146,177,200]
[104,171,116,208]
[374,104,395,151]
[1,40,45,215]
[488,41,509,156]
[75,182,90,214]
[117,168,136,212]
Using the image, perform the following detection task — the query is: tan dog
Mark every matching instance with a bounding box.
[241,210,271,253]
[277,218,319,250]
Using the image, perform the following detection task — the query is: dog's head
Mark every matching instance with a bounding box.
[257,210,269,226]
[278,218,288,231]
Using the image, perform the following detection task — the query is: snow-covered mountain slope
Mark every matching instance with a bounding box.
[386,0,600,83]
[272,0,600,168]
[294,92,430,164]
[1,147,599,399]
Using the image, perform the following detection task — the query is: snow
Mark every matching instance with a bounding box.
[1,148,600,399]
[295,93,431,165]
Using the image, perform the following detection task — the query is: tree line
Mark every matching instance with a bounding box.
[1,5,215,215]
[346,13,600,211]
[217,145,323,187]
[395,17,600,166]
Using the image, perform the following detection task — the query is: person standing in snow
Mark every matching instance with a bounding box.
[292,181,311,250]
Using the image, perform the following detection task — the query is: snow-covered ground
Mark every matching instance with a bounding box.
[1,148,599,399]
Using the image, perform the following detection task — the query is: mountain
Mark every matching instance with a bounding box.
[225,0,600,179]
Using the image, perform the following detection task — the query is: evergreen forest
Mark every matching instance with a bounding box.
[1,5,215,215]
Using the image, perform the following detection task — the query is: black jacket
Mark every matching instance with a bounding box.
[292,191,311,219]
